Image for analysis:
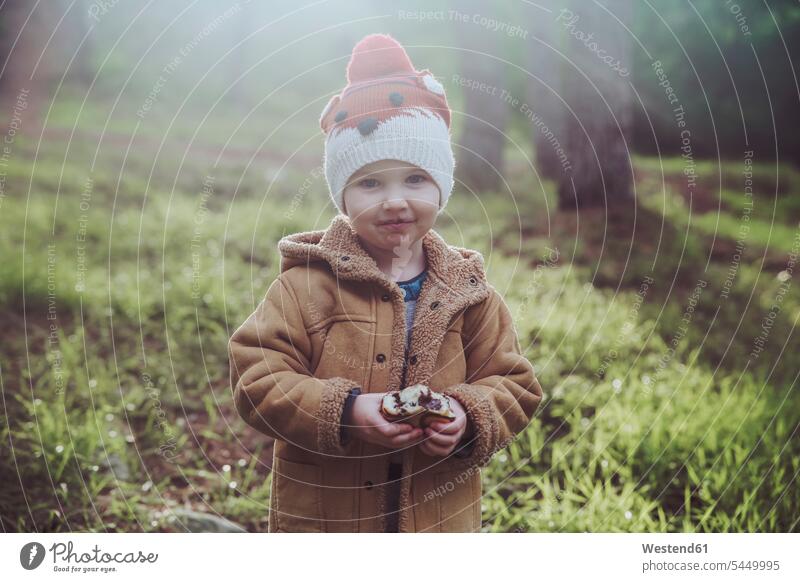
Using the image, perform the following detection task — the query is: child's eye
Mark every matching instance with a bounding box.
[406,174,427,184]
[359,178,379,188]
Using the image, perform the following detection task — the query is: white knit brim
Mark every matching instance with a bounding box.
[323,108,455,215]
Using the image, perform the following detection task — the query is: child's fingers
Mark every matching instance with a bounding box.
[382,421,413,437]
[426,419,460,434]
[390,427,424,446]
[423,428,454,447]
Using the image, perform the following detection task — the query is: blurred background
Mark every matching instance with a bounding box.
[1,0,798,533]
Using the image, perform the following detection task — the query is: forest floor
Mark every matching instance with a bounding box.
[2,92,798,532]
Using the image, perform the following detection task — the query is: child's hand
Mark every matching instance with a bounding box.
[349,393,426,449]
[419,398,471,457]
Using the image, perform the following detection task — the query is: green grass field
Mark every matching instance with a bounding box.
[1,93,798,533]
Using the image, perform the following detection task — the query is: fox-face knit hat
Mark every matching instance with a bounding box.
[319,33,455,215]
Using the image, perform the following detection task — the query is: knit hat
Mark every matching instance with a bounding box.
[319,33,455,215]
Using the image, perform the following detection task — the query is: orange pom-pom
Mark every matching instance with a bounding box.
[346,33,416,83]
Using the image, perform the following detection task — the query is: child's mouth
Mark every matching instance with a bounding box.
[378,220,415,232]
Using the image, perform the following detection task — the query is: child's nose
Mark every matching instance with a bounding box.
[381,191,410,209]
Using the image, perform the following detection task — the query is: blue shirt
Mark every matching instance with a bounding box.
[396,270,428,353]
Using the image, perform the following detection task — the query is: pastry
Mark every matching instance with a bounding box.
[380,384,456,428]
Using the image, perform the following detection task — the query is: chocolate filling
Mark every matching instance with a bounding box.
[425,399,442,411]
[418,389,442,410]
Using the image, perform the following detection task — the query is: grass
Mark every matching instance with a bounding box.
[1,92,798,532]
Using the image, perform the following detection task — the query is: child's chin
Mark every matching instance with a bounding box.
[383,230,414,243]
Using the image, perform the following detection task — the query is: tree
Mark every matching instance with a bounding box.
[557,0,634,209]
[524,0,568,181]
[454,0,511,193]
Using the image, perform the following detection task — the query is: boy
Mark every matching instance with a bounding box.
[228,33,543,532]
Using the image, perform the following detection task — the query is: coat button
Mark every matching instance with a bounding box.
[376,353,386,363]
[430,300,440,310]
[340,255,350,261]
[381,293,391,302]
[468,276,478,285]
[364,480,374,490]
[409,354,418,365]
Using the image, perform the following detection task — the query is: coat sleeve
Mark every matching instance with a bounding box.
[228,275,358,456]
[441,287,543,471]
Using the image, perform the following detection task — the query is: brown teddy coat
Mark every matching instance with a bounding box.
[227,214,543,532]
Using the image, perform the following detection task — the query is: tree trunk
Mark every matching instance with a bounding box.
[0,0,40,98]
[454,0,510,193]
[70,0,94,86]
[525,0,567,181]
[557,0,634,210]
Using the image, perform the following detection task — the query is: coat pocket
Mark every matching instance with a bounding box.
[434,466,482,533]
[272,457,325,533]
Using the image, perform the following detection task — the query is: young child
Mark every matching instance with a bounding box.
[228,33,543,533]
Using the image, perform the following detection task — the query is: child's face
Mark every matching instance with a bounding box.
[342,159,440,252]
